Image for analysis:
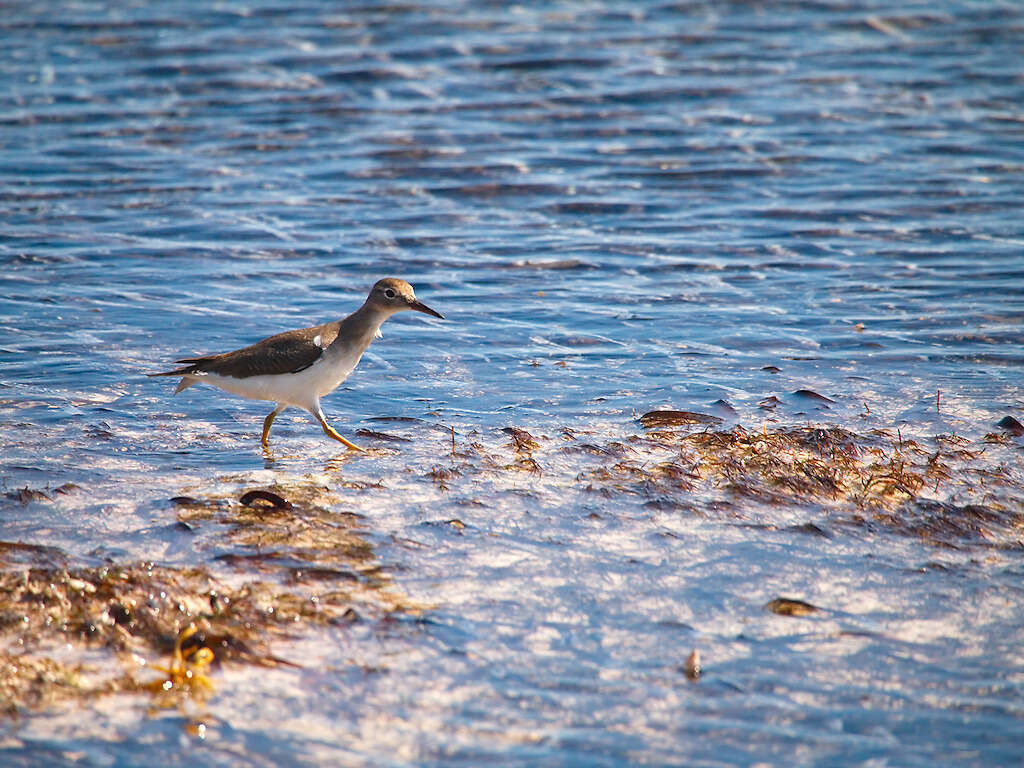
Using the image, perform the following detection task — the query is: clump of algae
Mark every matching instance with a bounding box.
[172,480,408,596]
[427,422,1022,550]
[0,482,421,717]
[595,423,1024,547]
[0,653,100,718]
[0,561,357,715]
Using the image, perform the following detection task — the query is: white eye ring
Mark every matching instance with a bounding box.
[384,288,397,299]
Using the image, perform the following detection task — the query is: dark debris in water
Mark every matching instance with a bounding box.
[863,500,1022,550]
[639,410,724,428]
[503,426,540,453]
[2,484,82,507]
[786,522,832,538]
[0,559,408,717]
[355,428,413,443]
[5,487,51,504]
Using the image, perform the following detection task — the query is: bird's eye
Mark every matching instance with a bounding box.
[383,288,397,299]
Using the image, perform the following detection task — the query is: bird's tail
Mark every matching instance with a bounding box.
[147,365,200,394]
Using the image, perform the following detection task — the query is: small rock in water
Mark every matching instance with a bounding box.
[709,399,738,417]
[682,648,701,680]
[239,490,293,510]
[765,597,818,616]
[995,416,1024,436]
[330,607,359,626]
[792,389,835,404]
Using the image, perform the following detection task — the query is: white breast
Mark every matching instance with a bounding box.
[196,344,366,411]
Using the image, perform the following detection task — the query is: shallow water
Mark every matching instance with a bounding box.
[2,1,1024,765]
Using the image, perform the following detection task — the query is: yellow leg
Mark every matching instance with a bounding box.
[262,404,285,448]
[318,415,363,452]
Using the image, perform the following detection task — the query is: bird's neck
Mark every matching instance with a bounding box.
[334,302,390,352]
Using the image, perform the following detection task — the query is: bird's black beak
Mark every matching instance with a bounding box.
[409,299,444,319]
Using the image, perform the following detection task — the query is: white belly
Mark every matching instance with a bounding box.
[192,347,364,410]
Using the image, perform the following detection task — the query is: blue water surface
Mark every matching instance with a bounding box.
[2,1,1023,765]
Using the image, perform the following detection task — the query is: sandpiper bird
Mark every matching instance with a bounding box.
[149,278,443,450]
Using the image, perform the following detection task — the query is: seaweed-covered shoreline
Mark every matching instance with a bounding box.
[2,418,1021,720]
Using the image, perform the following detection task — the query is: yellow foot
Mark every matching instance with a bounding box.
[320,420,363,452]
[262,407,284,448]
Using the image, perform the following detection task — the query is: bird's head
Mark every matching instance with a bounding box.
[366,278,444,319]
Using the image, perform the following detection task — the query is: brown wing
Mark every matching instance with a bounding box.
[149,321,341,379]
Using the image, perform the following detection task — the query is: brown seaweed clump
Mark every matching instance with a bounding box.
[0,652,101,718]
[173,481,387,587]
[580,424,1024,548]
[0,481,424,718]
[0,556,408,717]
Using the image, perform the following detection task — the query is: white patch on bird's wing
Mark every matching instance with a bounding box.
[374,328,383,339]
[313,334,323,347]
